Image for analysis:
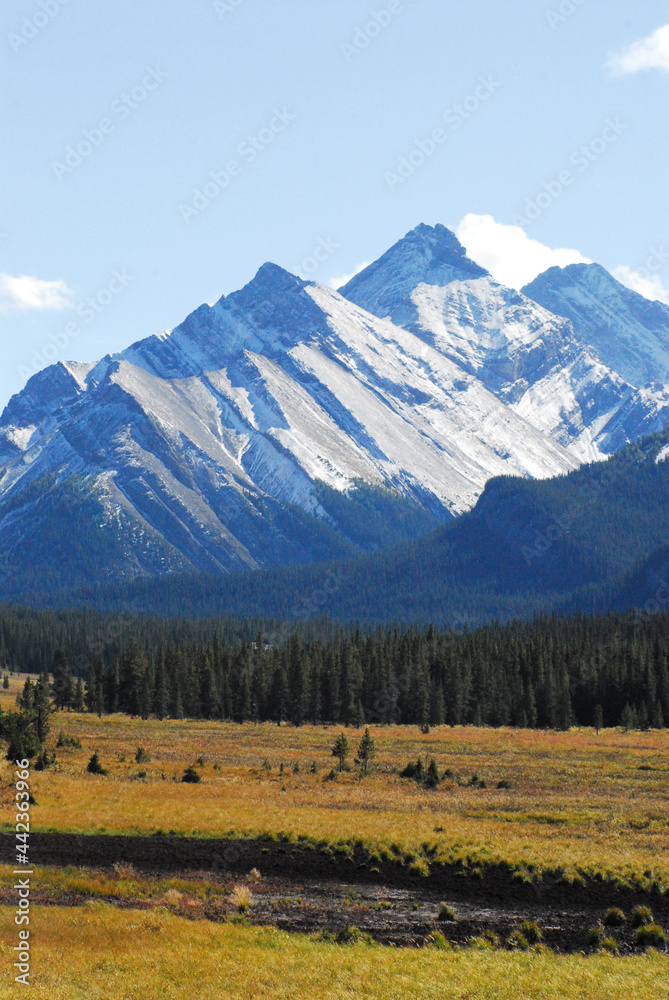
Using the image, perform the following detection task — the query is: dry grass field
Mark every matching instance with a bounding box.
[2,673,669,996]
[0,903,667,1000]
[1,671,668,885]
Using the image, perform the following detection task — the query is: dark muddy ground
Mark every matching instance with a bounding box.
[1,834,667,953]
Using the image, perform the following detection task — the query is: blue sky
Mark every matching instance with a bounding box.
[1,0,668,408]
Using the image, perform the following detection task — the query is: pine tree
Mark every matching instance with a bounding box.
[33,673,52,745]
[594,704,603,734]
[52,649,74,711]
[355,728,375,775]
[73,678,85,713]
[331,733,349,772]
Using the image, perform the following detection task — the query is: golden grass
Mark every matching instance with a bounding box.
[0,904,666,1000]
[0,671,40,711]
[2,712,669,882]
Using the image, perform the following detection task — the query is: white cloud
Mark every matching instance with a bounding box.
[329,262,370,289]
[455,214,591,290]
[0,273,73,312]
[609,24,669,75]
[612,265,669,304]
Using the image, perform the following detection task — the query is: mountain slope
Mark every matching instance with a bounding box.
[522,263,669,388]
[342,226,669,461]
[42,432,669,625]
[0,256,576,595]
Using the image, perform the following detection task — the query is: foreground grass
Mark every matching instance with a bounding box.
[3,712,667,886]
[0,904,666,1000]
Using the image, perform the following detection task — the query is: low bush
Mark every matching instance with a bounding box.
[181,766,201,784]
[507,931,529,950]
[630,905,654,928]
[437,903,457,922]
[520,920,542,944]
[603,907,626,927]
[588,924,604,947]
[635,924,666,949]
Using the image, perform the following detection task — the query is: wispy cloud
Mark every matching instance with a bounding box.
[329,262,370,290]
[609,24,669,76]
[0,273,74,312]
[456,214,590,290]
[613,265,669,305]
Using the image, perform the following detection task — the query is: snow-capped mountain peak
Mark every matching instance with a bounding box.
[522,262,669,388]
[340,223,488,329]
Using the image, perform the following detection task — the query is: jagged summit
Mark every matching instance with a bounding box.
[1,219,669,598]
[340,223,488,327]
[523,262,669,388]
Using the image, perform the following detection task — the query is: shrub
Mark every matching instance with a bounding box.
[437,903,457,922]
[507,930,529,950]
[196,756,205,766]
[602,937,619,954]
[588,924,604,947]
[57,731,81,749]
[86,752,106,775]
[635,924,666,948]
[427,931,451,950]
[631,905,654,928]
[181,766,201,784]
[424,758,441,788]
[135,747,150,764]
[113,861,135,880]
[230,885,252,912]
[520,920,542,943]
[496,779,512,789]
[470,929,500,950]
[163,889,183,907]
[322,924,375,946]
[604,907,626,927]
[400,758,423,781]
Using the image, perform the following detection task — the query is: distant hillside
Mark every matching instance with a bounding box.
[17,431,669,627]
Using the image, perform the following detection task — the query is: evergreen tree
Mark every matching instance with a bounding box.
[355,727,375,775]
[52,649,74,711]
[33,673,52,745]
[331,732,349,772]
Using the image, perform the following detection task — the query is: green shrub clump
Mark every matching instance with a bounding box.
[603,907,626,926]
[630,905,654,928]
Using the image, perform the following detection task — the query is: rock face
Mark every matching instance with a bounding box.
[342,226,669,462]
[1,223,668,595]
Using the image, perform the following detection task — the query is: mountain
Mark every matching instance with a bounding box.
[342,227,669,461]
[0,251,575,597]
[44,431,669,625]
[3,221,669,604]
[522,262,669,388]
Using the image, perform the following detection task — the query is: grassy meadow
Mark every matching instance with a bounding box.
[0,903,667,1000]
[2,672,668,884]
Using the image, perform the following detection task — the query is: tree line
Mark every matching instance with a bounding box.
[22,608,669,732]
